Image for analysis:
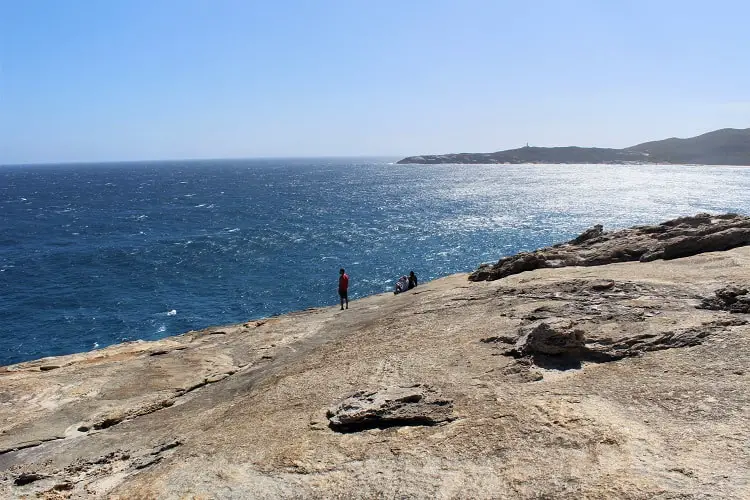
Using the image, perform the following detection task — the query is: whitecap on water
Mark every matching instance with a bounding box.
[167,309,177,316]
[157,325,166,333]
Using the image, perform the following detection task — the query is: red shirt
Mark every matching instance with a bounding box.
[339,273,349,291]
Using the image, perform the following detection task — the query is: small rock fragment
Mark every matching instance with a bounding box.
[14,472,46,486]
[588,279,615,291]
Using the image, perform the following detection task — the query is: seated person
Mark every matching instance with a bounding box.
[408,271,418,290]
[394,275,409,294]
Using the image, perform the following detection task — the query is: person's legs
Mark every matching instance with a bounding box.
[340,293,344,310]
[345,293,348,309]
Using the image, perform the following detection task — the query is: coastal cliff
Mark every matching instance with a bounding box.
[1,215,749,499]
[397,127,750,165]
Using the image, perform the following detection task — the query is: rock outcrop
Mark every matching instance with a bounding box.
[470,213,750,281]
[1,226,749,499]
[326,385,454,432]
[698,285,750,313]
[512,320,586,356]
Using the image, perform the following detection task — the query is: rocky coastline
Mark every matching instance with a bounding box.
[1,214,749,498]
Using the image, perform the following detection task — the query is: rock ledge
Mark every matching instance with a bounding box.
[470,213,750,281]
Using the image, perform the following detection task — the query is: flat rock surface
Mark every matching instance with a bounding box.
[1,247,749,498]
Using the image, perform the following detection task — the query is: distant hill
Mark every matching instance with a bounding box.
[625,128,750,165]
[397,128,750,165]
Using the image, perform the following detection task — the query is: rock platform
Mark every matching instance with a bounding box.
[1,216,749,498]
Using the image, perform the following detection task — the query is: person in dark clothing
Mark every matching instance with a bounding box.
[408,271,418,290]
[338,268,349,310]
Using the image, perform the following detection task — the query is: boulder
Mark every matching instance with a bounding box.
[326,384,454,432]
[513,320,586,356]
[570,224,603,245]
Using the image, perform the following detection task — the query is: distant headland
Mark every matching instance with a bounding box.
[397,127,750,165]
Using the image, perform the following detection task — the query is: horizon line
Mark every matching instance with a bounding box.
[0,154,405,168]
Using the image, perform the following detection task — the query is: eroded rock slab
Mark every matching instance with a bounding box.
[513,320,586,356]
[470,213,750,281]
[488,279,749,369]
[326,384,454,432]
[698,285,750,313]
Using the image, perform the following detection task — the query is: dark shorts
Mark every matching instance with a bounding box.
[338,290,348,300]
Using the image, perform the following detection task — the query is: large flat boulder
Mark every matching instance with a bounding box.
[326,384,454,432]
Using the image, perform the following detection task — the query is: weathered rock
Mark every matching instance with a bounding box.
[570,224,603,244]
[698,285,750,313]
[513,320,586,356]
[469,213,750,281]
[588,279,615,291]
[1,241,750,499]
[499,359,544,382]
[326,384,454,432]
[584,319,747,359]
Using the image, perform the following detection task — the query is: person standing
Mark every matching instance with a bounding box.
[338,268,349,310]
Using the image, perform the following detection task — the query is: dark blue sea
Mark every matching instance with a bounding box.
[2,158,749,366]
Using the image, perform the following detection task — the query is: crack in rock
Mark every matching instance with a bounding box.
[0,436,65,456]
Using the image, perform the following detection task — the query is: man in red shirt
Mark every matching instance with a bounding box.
[338,268,349,310]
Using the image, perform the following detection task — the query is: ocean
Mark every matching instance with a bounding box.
[1,158,749,366]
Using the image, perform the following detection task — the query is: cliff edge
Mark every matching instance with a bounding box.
[1,215,749,499]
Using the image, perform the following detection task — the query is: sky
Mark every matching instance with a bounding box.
[1,0,749,164]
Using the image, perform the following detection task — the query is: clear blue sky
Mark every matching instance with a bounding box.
[1,0,748,164]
